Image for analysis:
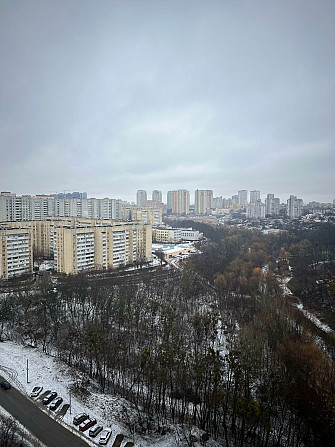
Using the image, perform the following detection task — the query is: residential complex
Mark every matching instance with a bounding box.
[168,189,190,215]
[194,189,213,215]
[53,222,151,274]
[0,227,33,279]
[287,195,303,218]
[136,190,147,207]
[152,190,162,203]
[121,207,163,226]
[0,192,122,222]
[238,190,248,206]
[246,199,266,219]
[250,190,260,204]
[265,194,280,216]
[1,218,152,277]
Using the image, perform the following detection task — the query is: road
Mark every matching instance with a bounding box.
[0,376,90,447]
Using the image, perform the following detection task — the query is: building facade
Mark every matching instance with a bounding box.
[250,190,260,204]
[265,193,280,216]
[152,190,162,203]
[287,195,303,218]
[170,190,190,215]
[121,207,162,226]
[0,228,33,279]
[194,190,213,214]
[1,218,152,277]
[0,192,122,222]
[238,190,248,206]
[152,227,182,243]
[246,200,265,219]
[53,222,151,274]
[136,190,147,207]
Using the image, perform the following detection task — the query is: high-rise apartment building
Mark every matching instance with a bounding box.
[152,190,162,203]
[246,200,265,219]
[53,192,87,199]
[122,207,163,226]
[136,190,147,207]
[238,190,248,206]
[0,192,122,222]
[250,190,260,204]
[167,191,172,213]
[287,195,303,218]
[265,194,280,216]
[0,227,33,279]
[213,196,224,209]
[194,190,213,214]
[170,190,190,215]
[2,218,152,277]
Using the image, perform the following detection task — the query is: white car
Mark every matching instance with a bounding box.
[99,428,112,444]
[30,386,43,397]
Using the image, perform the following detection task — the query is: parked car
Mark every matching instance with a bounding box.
[73,413,89,425]
[99,428,112,445]
[79,417,97,432]
[30,386,43,397]
[0,381,11,390]
[49,397,63,411]
[43,391,57,405]
[89,425,103,437]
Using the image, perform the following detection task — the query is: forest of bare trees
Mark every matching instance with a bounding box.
[1,223,335,446]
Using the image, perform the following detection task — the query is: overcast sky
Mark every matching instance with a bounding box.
[1,0,334,204]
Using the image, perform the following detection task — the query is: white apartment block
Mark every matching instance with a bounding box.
[195,189,213,215]
[246,200,265,219]
[0,192,122,222]
[265,194,280,216]
[213,196,224,209]
[136,190,147,207]
[152,190,162,203]
[0,228,33,279]
[250,190,260,204]
[121,207,163,226]
[238,190,248,206]
[287,195,303,218]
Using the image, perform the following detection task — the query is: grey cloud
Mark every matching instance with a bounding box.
[0,0,334,202]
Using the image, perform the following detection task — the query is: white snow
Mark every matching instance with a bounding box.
[0,341,220,447]
[294,304,333,333]
[278,276,293,296]
[0,341,143,446]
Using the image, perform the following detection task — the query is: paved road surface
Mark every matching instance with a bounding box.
[0,375,90,447]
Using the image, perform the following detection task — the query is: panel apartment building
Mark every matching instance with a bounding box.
[0,192,122,222]
[0,228,33,279]
[121,207,163,226]
[167,190,190,215]
[1,218,152,277]
[194,189,213,215]
[53,222,151,274]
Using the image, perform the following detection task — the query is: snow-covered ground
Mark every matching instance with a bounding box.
[0,341,218,447]
[294,304,333,334]
[278,274,333,334]
[0,341,149,446]
[278,276,293,296]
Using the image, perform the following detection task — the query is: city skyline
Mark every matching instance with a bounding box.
[1,188,331,207]
[1,1,334,203]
